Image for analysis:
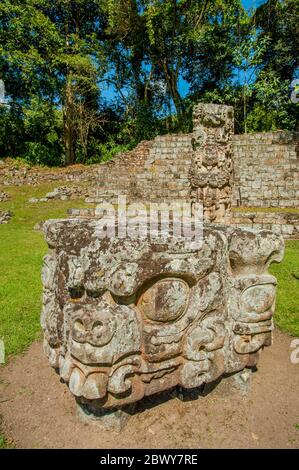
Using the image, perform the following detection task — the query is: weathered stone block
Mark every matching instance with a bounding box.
[0,209,13,224]
[41,219,284,414]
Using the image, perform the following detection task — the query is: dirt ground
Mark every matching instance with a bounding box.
[0,329,298,449]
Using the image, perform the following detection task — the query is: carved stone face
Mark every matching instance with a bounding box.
[71,306,116,348]
[226,229,284,368]
[232,278,276,356]
[66,296,141,365]
[190,103,234,224]
[193,103,234,146]
[41,220,284,409]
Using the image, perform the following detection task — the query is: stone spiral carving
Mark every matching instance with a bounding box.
[41,220,284,411]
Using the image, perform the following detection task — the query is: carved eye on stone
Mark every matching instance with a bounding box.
[72,319,86,342]
[71,310,116,347]
[69,285,85,299]
[89,313,116,347]
[92,320,103,338]
[242,284,276,314]
[137,278,189,323]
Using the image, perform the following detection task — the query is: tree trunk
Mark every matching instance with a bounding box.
[162,60,185,124]
[63,78,75,166]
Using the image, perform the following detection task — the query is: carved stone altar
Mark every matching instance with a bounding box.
[41,102,284,425]
[190,103,234,223]
[41,220,284,417]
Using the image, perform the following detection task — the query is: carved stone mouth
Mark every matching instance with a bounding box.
[234,320,273,336]
[69,339,112,365]
[237,310,273,323]
[234,332,270,355]
[68,366,108,400]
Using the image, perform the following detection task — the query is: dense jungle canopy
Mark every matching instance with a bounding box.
[0,0,298,166]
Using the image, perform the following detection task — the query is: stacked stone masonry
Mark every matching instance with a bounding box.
[1,108,298,238]
[1,132,297,211]
[86,126,298,237]
[86,136,193,204]
[230,211,299,239]
[232,131,299,208]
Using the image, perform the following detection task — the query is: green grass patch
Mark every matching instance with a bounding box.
[269,240,299,337]
[232,206,299,214]
[0,183,93,359]
[0,415,15,449]
[0,432,15,449]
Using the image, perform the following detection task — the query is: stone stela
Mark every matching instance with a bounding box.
[41,103,285,426]
[190,103,234,224]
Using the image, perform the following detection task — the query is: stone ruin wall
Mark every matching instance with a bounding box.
[87,117,298,213]
[1,106,298,237]
[231,131,299,238]
[86,134,193,204]
[232,131,299,208]
[87,122,298,238]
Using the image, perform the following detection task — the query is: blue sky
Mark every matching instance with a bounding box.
[242,0,267,9]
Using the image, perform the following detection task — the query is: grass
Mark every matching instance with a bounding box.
[0,183,92,359]
[0,414,15,449]
[0,434,7,449]
[269,240,299,337]
[0,433,15,449]
[0,185,298,361]
[232,206,299,214]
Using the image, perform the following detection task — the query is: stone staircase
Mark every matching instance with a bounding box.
[86,134,193,205]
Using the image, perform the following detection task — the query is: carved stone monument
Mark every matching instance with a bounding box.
[41,102,284,427]
[41,219,284,420]
[190,103,234,223]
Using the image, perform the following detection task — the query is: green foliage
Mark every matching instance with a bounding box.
[22,98,63,165]
[0,433,15,449]
[246,0,299,132]
[0,105,25,157]
[247,71,298,132]
[0,98,63,165]
[0,0,298,165]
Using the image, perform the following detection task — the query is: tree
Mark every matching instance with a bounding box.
[0,0,110,164]
[250,0,299,131]
[232,16,270,133]
[254,0,298,81]
[0,0,298,165]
